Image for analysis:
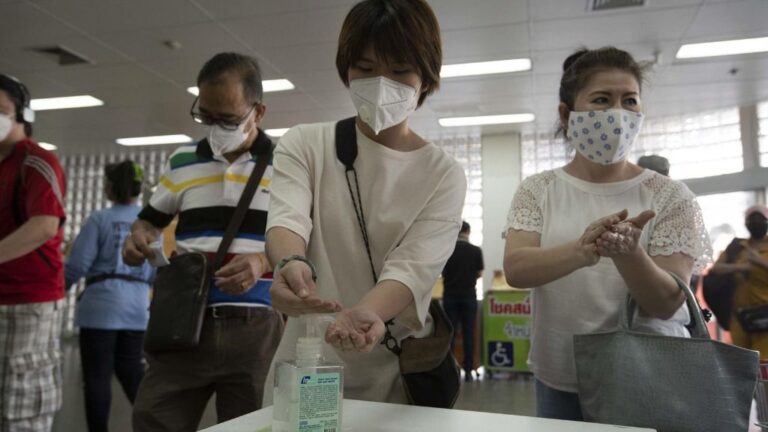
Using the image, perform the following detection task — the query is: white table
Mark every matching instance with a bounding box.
[200,399,655,431]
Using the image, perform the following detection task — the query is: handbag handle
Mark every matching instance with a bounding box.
[212,142,273,271]
[620,272,710,340]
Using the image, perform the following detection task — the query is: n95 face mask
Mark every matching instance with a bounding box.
[207,115,252,157]
[567,109,644,165]
[349,76,419,135]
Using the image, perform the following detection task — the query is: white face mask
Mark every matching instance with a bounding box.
[349,76,419,135]
[0,115,12,142]
[567,108,644,165]
[207,112,253,157]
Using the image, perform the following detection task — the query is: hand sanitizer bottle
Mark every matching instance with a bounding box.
[273,316,343,432]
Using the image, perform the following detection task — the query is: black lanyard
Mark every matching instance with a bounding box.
[334,118,401,354]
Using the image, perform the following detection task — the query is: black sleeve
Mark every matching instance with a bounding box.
[476,246,484,272]
[137,204,175,229]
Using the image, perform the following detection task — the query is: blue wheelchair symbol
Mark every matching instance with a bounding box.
[488,341,514,367]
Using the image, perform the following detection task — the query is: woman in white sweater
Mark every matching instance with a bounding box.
[264,0,466,403]
[503,47,711,420]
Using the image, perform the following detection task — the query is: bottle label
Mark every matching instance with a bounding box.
[297,372,341,432]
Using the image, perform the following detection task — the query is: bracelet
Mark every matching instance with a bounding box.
[274,255,317,281]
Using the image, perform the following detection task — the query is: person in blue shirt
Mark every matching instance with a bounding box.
[65,160,154,432]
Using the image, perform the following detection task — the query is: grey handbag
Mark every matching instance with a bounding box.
[574,273,759,432]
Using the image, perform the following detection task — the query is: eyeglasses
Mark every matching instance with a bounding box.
[189,97,259,131]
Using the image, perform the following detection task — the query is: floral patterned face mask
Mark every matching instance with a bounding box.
[566,109,644,165]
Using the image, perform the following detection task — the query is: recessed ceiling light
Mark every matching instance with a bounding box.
[265,128,289,137]
[116,134,193,146]
[30,95,103,111]
[39,142,57,151]
[186,79,295,96]
[439,113,535,127]
[676,36,768,59]
[440,58,532,78]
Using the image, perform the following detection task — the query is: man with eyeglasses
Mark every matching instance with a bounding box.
[123,52,283,431]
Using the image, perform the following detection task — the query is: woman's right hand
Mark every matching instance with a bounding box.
[575,209,629,267]
[270,260,343,317]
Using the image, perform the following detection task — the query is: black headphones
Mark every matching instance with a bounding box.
[0,74,35,124]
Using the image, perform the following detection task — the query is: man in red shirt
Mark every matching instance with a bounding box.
[0,74,66,432]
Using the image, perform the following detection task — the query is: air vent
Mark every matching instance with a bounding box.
[588,0,645,12]
[31,46,92,66]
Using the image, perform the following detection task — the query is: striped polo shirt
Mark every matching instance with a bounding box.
[138,130,273,307]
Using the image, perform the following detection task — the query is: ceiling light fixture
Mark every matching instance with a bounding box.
[439,113,535,127]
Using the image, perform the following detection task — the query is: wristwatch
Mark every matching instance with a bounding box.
[274,255,317,281]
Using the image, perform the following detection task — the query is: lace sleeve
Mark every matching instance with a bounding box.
[505,171,555,234]
[647,178,713,273]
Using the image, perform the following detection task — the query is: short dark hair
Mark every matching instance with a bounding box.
[336,0,442,107]
[0,74,33,137]
[105,160,143,204]
[197,53,263,104]
[558,47,647,134]
[460,221,470,234]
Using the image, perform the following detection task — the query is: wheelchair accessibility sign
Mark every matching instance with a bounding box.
[483,290,531,372]
[488,341,514,367]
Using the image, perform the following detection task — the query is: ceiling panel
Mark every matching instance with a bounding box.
[531,7,698,51]
[432,0,527,31]
[189,0,356,21]
[29,0,209,35]
[222,6,348,50]
[442,23,530,62]
[685,0,768,40]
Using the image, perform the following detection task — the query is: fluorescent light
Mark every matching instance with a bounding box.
[440,58,532,78]
[262,79,295,92]
[676,36,768,59]
[39,142,57,151]
[30,95,104,111]
[439,113,535,127]
[116,134,193,146]
[266,128,289,137]
[187,79,295,96]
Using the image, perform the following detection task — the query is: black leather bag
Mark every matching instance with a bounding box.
[144,147,271,352]
[335,117,461,408]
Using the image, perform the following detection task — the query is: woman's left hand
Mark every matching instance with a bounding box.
[596,210,656,258]
[325,306,385,353]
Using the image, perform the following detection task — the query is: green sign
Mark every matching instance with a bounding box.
[483,290,532,372]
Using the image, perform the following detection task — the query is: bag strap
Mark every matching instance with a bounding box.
[334,118,403,356]
[212,143,273,271]
[620,272,710,339]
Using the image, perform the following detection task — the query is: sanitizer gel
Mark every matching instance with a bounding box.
[273,316,343,432]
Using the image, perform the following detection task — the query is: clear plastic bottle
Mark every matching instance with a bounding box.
[273,316,343,432]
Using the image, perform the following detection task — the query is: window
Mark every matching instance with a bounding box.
[431,133,483,247]
[759,100,768,166]
[521,107,742,180]
[633,108,742,180]
[696,191,756,259]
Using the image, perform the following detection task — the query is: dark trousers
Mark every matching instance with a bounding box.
[443,298,477,373]
[132,308,283,432]
[79,328,146,432]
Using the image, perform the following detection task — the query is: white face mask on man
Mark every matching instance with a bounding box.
[0,115,13,142]
[207,111,254,157]
[567,108,644,165]
[349,76,419,135]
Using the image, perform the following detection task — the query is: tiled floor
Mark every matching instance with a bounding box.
[52,335,536,431]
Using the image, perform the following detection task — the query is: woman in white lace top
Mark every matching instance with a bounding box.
[503,47,711,421]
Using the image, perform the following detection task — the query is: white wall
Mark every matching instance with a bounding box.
[480,132,521,293]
